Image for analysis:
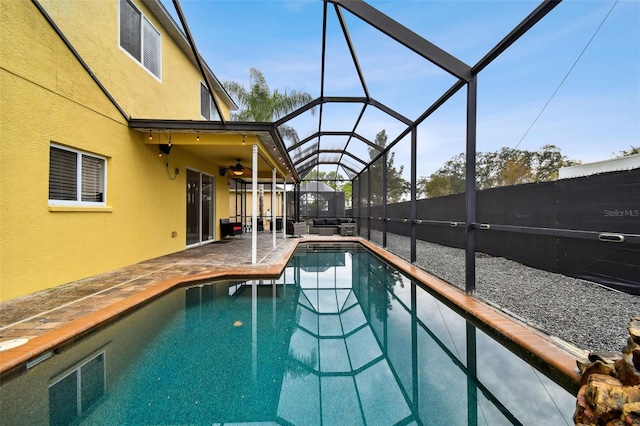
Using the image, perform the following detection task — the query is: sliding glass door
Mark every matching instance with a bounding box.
[186,169,215,246]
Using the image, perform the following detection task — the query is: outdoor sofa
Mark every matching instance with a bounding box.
[309,217,356,234]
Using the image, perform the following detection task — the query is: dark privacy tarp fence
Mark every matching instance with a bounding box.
[356,169,640,294]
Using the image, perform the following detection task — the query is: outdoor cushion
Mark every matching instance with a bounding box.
[220,218,242,237]
[325,218,338,226]
[313,218,326,226]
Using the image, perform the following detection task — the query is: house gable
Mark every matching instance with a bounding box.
[36,0,231,120]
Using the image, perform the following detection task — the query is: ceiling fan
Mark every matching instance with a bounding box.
[220,159,252,177]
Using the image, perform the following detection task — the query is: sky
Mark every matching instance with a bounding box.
[168,0,640,179]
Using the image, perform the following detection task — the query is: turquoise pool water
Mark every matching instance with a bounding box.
[1,243,575,425]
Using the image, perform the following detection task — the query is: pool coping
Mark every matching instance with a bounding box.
[0,236,580,389]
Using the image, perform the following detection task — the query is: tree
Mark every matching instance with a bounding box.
[223,68,314,144]
[342,181,353,208]
[367,130,409,203]
[324,171,346,190]
[224,68,315,217]
[301,169,353,212]
[479,148,534,188]
[224,68,313,122]
[613,146,640,158]
[418,174,453,198]
[303,170,336,186]
[417,152,466,198]
[303,170,350,193]
[417,145,579,198]
[501,158,533,186]
[531,144,579,181]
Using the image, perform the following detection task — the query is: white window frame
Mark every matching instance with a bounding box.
[49,144,107,207]
[200,81,220,121]
[118,0,162,81]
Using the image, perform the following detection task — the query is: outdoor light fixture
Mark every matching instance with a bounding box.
[232,164,244,176]
[242,135,245,145]
[196,130,200,141]
[230,159,246,175]
[148,131,152,141]
[158,144,172,157]
[220,159,251,177]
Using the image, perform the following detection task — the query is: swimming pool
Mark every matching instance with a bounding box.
[0,243,575,425]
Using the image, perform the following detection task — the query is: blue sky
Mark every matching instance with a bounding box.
[171,0,639,178]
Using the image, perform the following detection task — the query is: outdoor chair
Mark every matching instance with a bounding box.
[220,218,242,238]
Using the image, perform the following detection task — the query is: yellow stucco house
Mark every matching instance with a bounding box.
[0,0,292,302]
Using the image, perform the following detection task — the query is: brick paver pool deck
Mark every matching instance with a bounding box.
[0,233,580,388]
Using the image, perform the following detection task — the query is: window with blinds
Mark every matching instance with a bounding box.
[142,18,161,77]
[49,147,77,201]
[200,82,220,120]
[81,155,105,203]
[119,0,161,79]
[119,0,141,62]
[49,145,106,206]
[200,82,211,119]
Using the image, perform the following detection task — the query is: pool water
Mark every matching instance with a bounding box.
[1,244,575,425]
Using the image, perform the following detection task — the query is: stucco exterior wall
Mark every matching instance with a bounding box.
[228,191,283,218]
[0,0,227,301]
[37,0,228,120]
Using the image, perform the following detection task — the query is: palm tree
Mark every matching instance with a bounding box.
[223,68,314,144]
[224,68,315,220]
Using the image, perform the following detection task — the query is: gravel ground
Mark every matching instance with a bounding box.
[371,230,638,354]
